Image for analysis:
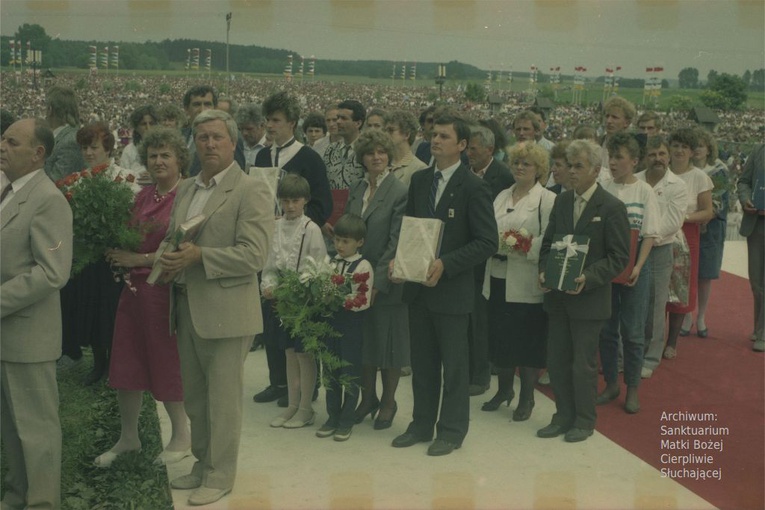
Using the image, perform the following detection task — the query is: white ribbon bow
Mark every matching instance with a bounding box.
[551,235,589,290]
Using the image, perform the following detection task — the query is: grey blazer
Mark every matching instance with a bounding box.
[1,170,73,362]
[162,165,274,339]
[45,124,86,182]
[345,172,408,304]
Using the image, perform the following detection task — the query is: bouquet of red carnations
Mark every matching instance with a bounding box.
[498,227,533,256]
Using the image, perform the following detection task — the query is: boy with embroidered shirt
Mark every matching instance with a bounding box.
[316,213,374,441]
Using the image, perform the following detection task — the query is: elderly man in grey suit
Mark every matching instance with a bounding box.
[43,85,85,182]
[538,139,630,443]
[157,109,273,506]
[466,125,514,396]
[1,118,73,510]
[738,144,765,352]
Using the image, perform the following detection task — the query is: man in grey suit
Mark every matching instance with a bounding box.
[1,118,73,510]
[43,85,85,182]
[157,110,273,506]
[466,125,514,396]
[738,144,765,352]
[538,139,630,443]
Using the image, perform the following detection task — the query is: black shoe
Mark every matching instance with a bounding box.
[564,427,594,443]
[391,432,431,448]
[83,367,106,386]
[595,384,620,406]
[468,383,489,396]
[277,394,288,408]
[537,422,571,438]
[250,334,264,351]
[481,390,515,412]
[252,385,287,403]
[333,427,353,442]
[512,397,535,422]
[427,439,461,456]
[354,397,380,424]
[373,402,397,430]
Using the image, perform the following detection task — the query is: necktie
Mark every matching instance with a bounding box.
[274,138,296,167]
[429,171,442,216]
[574,195,585,225]
[0,183,13,204]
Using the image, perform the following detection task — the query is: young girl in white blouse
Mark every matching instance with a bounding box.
[262,174,327,429]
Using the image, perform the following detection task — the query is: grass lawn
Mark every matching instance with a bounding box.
[1,350,173,509]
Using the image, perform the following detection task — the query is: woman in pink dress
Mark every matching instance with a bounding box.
[95,128,191,468]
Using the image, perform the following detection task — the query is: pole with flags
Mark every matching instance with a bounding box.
[9,40,15,70]
[226,12,232,94]
[410,62,416,82]
[298,55,305,81]
[192,48,200,71]
[284,54,293,82]
[111,45,119,70]
[400,61,406,84]
[391,62,396,87]
[309,55,316,80]
[100,46,109,70]
[205,49,212,77]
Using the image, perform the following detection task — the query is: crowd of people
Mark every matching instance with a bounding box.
[1,74,763,509]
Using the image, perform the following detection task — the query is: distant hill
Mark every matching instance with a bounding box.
[0,35,487,80]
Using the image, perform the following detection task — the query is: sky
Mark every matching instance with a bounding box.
[1,0,763,80]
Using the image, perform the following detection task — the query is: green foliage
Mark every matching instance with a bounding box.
[668,95,694,111]
[158,83,172,95]
[124,80,142,92]
[703,73,748,110]
[751,69,765,91]
[464,82,485,103]
[272,259,370,388]
[56,168,141,275]
[74,77,87,91]
[538,85,555,99]
[678,67,699,89]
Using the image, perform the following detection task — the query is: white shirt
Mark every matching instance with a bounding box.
[601,179,660,239]
[433,160,461,207]
[671,166,714,215]
[186,161,235,220]
[636,169,689,246]
[362,170,390,215]
[261,214,327,291]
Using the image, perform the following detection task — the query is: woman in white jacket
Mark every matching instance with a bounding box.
[481,142,556,422]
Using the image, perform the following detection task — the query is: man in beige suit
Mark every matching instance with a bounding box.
[1,118,73,510]
[157,109,273,506]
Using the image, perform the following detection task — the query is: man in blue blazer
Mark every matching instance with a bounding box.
[391,114,497,456]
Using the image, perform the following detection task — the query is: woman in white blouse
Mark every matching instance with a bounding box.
[663,128,714,360]
[481,142,556,422]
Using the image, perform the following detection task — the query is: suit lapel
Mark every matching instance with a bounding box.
[1,172,43,229]
[201,165,241,221]
[575,186,604,233]
[435,165,465,217]
[363,175,392,221]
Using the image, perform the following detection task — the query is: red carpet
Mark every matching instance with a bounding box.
[543,271,764,510]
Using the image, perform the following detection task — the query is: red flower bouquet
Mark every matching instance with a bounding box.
[498,228,533,256]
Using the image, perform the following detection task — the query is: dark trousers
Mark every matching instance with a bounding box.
[406,303,470,444]
[547,313,605,430]
[261,302,287,387]
[324,311,364,428]
[748,216,765,340]
[468,285,491,386]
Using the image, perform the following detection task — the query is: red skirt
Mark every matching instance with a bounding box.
[666,222,700,315]
[109,274,183,401]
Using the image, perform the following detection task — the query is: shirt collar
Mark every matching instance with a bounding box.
[576,181,598,203]
[194,160,235,189]
[435,160,461,180]
[334,253,362,263]
[9,169,42,193]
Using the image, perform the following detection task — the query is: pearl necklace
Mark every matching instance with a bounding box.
[153,178,181,203]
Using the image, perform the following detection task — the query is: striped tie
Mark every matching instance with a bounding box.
[429,171,442,216]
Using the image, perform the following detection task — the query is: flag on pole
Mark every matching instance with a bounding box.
[100,46,109,69]
[192,48,200,70]
[205,49,212,71]
[309,56,316,77]
[110,46,119,69]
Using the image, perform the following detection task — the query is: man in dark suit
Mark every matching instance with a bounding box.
[1,118,73,509]
[181,85,246,177]
[538,139,630,443]
[738,144,765,352]
[391,114,497,456]
[466,125,514,396]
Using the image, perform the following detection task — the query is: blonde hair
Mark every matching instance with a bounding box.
[507,142,550,184]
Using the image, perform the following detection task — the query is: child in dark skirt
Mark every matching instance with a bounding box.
[316,214,374,441]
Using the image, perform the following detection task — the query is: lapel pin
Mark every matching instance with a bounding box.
[448,208,455,218]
